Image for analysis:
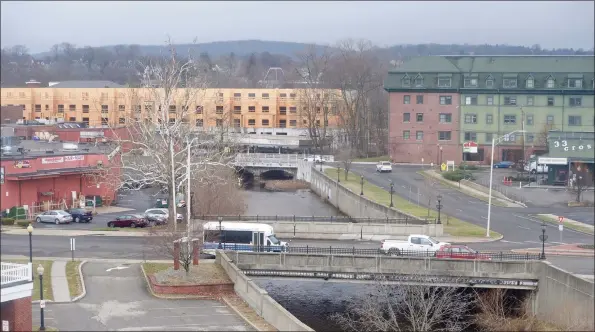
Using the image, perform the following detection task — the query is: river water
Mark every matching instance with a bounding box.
[242,187,341,216]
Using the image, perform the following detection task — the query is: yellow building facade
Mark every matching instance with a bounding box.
[0,87,341,129]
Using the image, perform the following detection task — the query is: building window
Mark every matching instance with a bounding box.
[119,118,125,124]
[402,77,411,87]
[438,131,451,141]
[314,120,319,127]
[233,93,241,101]
[57,105,64,112]
[290,120,297,126]
[118,105,125,112]
[486,114,493,124]
[464,114,477,124]
[568,79,582,88]
[463,78,478,88]
[45,104,49,111]
[526,96,534,106]
[168,118,176,124]
[403,130,410,140]
[414,77,423,87]
[195,106,203,114]
[248,93,256,99]
[262,93,270,99]
[546,78,555,88]
[35,104,41,112]
[248,106,256,112]
[262,106,269,112]
[315,107,321,113]
[289,106,297,114]
[416,113,424,122]
[486,96,494,105]
[527,134,534,143]
[403,95,410,104]
[82,117,89,125]
[101,105,109,113]
[569,97,582,107]
[233,106,242,114]
[279,93,287,99]
[526,114,534,125]
[526,77,534,88]
[504,115,517,124]
[82,105,90,113]
[68,117,76,122]
[196,119,203,127]
[568,116,582,126]
[486,79,494,89]
[290,93,297,99]
[135,105,141,113]
[437,78,451,88]
[279,106,287,115]
[232,119,240,127]
[546,115,554,125]
[216,106,224,114]
[503,96,517,105]
[69,105,76,112]
[464,96,478,105]
[169,105,176,113]
[464,132,477,141]
[82,92,89,100]
[416,95,424,104]
[503,79,517,88]
[248,119,255,126]
[439,96,452,105]
[485,133,493,142]
[416,131,423,140]
[216,119,223,127]
[403,113,410,122]
[262,119,270,126]
[439,113,452,123]
[547,97,555,106]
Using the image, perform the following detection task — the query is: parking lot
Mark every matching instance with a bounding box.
[39,262,251,331]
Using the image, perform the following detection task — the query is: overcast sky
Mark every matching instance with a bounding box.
[2,1,593,53]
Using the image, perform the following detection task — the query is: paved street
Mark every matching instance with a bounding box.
[349,164,594,245]
[33,262,251,331]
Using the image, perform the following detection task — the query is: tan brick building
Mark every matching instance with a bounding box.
[0,87,342,130]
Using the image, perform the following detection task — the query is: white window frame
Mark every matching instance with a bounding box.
[464,114,477,124]
[486,96,494,105]
[463,78,478,88]
[503,79,518,88]
[568,79,582,88]
[437,78,451,88]
[438,131,451,141]
[569,96,582,107]
[546,78,555,88]
[439,113,452,123]
[526,77,534,88]
[526,96,534,106]
[503,115,517,125]
[465,96,478,105]
[486,79,494,88]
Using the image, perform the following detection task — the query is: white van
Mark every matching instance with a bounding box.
[524,161,548,174]
[201,222,288,255]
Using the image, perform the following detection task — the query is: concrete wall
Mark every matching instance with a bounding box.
[534,262,594,331]
[216,251,314,332]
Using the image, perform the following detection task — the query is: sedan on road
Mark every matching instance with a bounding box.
[66,208,93,223]
[35,210,73,225]
[435,245,491,260]
[107,214,149,228]
[493,161,515,168]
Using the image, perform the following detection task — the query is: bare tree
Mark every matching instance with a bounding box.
[570,163,593,203]
[331,276,476,332]
[337,148,356,180]
[147,222,201,274]
[191,167,246,217]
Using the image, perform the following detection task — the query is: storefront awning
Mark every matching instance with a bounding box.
[5,167,100,181]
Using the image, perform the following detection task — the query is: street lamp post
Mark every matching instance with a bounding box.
[436,194,443,224]
[360,175,364,196]
[27,224,33,263]
[439,146,443,170]
[320,161,323,171]
[37,264,45,331]
[217,217,223,250]
[539,223,548,260]
[389,181,394,208]
[337,167,340,183]
[486,130,526,237]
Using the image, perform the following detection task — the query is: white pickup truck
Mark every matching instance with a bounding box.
[376,161,393,173]
[381,235,450,255]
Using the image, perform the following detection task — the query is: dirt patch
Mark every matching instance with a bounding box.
[263,180,310,191]
[153,263,231,285]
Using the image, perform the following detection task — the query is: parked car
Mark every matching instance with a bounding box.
[435,245,492,260]
[303,155,324,163]
[143,208,182,225]
[376,161,393,173]
[381,235,450,256]
[524,161,548,174]
[107,214,149,228]
[65,208,93,223]
[35,210,73,225]
[493,161,515,168]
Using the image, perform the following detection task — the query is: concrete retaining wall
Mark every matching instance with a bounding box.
[216,251,314,332]
[534,262,594,330]
[301,163,443,237]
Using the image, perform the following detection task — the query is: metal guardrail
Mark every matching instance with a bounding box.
[1,262,32,286]
[195,215,431,225]
[234,153,301,168]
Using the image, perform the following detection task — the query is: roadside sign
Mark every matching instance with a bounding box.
[441,163,447,171]
[559,224,564,232]
[39,300,46,309]
[2,320,9,331]
[70,238,76,251]
[463,141,478,154]
[558,216,564,223]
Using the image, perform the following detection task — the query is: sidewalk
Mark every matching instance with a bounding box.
[51,260,71,302]
[1,228,148,237]
[538,214,594,233]
[512,243,595,257]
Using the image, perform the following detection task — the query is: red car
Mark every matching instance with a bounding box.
[107,214,149,228]
[435,245,492,260]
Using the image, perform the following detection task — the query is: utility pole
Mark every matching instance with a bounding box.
[521,106,526,178]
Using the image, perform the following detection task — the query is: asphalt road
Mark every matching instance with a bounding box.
[349,164,594,246]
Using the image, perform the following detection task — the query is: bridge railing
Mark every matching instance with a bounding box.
[234,153,301,167]
[218,246,543,261]
[195,215,432,225]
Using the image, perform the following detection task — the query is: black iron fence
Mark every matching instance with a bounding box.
[195,215,431,225]
[216,245,542,261]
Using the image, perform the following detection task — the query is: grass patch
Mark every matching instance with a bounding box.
[533,215,594,235]
[143,262,230,285]
[325,169,500,238]
[352,155,390,162]
[33,327,59,332]
[5,260,54,301]
[578,244,594,250]
[143,262,172,275]
[65,261,83,299]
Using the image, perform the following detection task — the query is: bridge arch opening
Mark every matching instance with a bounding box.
[260,169,294,180]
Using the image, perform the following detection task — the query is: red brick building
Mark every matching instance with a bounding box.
[1,262,33,332]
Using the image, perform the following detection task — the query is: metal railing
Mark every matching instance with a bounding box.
[234,153,300,167]
[195,215,431,224]
[1,262,32,286]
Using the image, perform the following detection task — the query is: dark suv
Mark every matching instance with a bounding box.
[66,208,93,223]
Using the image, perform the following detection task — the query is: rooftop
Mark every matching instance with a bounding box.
[46,80,124,88]
[1,139,115,159]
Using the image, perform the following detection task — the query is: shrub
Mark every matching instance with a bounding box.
[16,220,32,228]
[458,163,479,170]
[1,218,15,225]
[442,170,475,182]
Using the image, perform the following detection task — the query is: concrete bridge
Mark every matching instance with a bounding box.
[234,153,300,176]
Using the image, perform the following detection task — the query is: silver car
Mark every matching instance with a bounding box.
[36,210,73,224]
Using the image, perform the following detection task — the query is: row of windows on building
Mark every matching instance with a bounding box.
[27,104,331,114]
[403,112,585,127]
[402,94,585,107]
[401,130,536,143]
[402,75,592,89]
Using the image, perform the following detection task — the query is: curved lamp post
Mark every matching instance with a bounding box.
[436,194,443,224]
[37,264,45,331]
[217,216,223,250]
[27,224,33,263]
[539,223,548,260]
[389,181,394,208]
[337,167,341,183]
[360,176,364,196]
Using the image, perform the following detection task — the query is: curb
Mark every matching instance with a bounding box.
[222,297,263,332]
[71,260,88,302]
[511,249,594,257]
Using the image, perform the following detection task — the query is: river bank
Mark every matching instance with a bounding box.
[262,180,310,192]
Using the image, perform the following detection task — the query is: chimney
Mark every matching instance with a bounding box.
[25,79,41,88]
